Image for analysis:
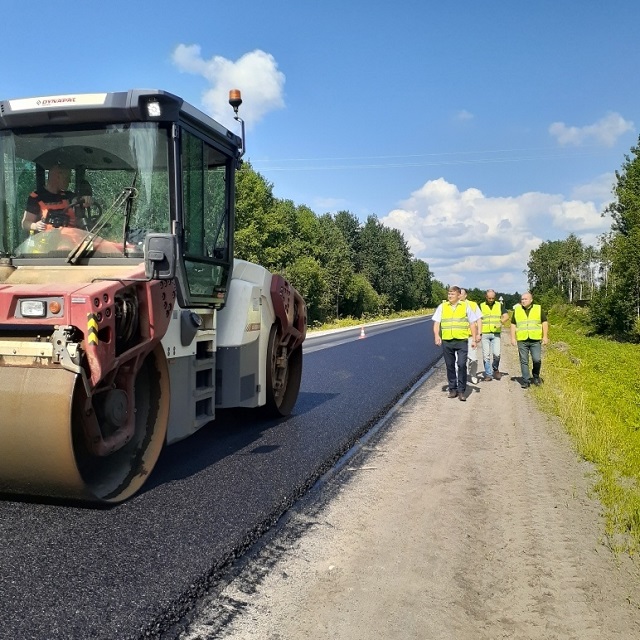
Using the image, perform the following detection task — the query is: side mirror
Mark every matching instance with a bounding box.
[144,233,177,280]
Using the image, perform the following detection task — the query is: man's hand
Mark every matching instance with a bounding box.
[434,335,442,346]
[32,220,46,233]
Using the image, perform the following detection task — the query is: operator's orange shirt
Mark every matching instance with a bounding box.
[26,189,77,228]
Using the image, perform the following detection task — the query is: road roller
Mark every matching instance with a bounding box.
[0,89,306,503]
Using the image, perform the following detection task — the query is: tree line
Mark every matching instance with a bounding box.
[526,135,640,340]
[234,163,523,324]
[234,163,438,324]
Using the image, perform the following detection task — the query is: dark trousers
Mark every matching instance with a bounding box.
[442,339,468,392]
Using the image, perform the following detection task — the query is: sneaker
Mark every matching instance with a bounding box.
[470,375,478,384]
[520,380,530,389]
[448,390,458,398]
[493,371,502,380]
[532,376,541,386]
[482,374,492,382]
[458,393,467,401]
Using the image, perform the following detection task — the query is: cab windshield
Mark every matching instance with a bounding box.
[0,123,170,261]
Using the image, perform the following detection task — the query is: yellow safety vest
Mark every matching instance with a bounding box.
[480,301,502,333]
[440,302,470,340]
[513,304,542,341]
[464,300,479,337]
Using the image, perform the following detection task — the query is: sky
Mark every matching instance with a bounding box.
[2,1,639,293]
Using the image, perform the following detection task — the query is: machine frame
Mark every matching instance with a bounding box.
[0,90,306,503]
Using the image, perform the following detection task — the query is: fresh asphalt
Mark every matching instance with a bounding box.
[0,316,439,640]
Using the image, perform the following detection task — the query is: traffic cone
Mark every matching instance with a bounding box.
[359,326,366,339]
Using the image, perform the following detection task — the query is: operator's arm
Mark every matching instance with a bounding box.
[22,192,46,233]
[22,210,45,233]
[510,319,517,346]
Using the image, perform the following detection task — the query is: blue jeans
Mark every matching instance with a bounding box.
[442,339,468,392]
[481,332,501,376]
[517,340,542,382]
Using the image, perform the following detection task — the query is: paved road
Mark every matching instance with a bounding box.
[183,339,640,640]
[0,317,438,640]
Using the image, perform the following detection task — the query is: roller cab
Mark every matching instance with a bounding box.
[0,90,307,503]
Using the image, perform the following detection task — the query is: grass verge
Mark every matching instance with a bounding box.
[533,306,640,554]
[309,308,434,333]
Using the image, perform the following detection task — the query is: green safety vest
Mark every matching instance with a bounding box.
[440,302,470,340]
[513,304,542,341]
[480,301,503,333]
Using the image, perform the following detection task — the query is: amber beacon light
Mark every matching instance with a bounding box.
[228,89,242,114]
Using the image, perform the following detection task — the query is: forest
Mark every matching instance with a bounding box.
[233,162,517,325]
[526,135,640,340]
[233,133,640,340]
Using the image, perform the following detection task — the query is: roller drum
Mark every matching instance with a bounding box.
[0,345,170,503]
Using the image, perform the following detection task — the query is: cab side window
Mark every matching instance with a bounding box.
[181,130,231,301]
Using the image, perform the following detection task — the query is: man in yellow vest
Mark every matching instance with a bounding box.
[459,288,483,383]
[510,291,549,389]
[433,286,479,401]
[479,289,509,381]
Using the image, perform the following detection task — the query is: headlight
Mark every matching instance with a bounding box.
[147,100,161,117]
[20,300,46,317]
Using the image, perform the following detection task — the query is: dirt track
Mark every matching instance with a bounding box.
[183,339,640,640]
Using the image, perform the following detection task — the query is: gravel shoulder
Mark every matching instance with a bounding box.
[182,338,640,640]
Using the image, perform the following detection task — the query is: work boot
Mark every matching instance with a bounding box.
[458,393,467,402]
[448,390,458,398]
[482,374,492,381]
[493,370,502,380]
[520,380,530,389]
[532,376,541,386]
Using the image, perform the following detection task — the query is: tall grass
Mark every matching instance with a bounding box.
[536,305,640,553]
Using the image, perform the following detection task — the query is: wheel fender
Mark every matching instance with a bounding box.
[269,274,307,350]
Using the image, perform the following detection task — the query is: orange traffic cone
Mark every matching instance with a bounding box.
[359,326,366,339]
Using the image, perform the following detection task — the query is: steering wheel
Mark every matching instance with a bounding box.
[77,200,103,230]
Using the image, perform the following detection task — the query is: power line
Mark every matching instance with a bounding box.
[253,149,608,172]
[254,144,604,164]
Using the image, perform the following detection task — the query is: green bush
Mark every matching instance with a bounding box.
[588,289,639,341]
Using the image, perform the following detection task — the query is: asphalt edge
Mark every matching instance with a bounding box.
[171,360,442,639]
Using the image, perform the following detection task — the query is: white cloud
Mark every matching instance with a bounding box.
[570,172,615,206]
[172,45,285,129]
[381,178,612,292]
[454,109,474,122]
[549,112,634,147]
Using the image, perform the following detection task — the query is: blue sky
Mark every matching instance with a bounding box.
[3,1,638,292]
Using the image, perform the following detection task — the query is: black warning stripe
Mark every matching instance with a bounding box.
[87,313,99,346]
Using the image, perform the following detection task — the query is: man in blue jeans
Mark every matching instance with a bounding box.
[510,292,549,389]
[479,289,509,381]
